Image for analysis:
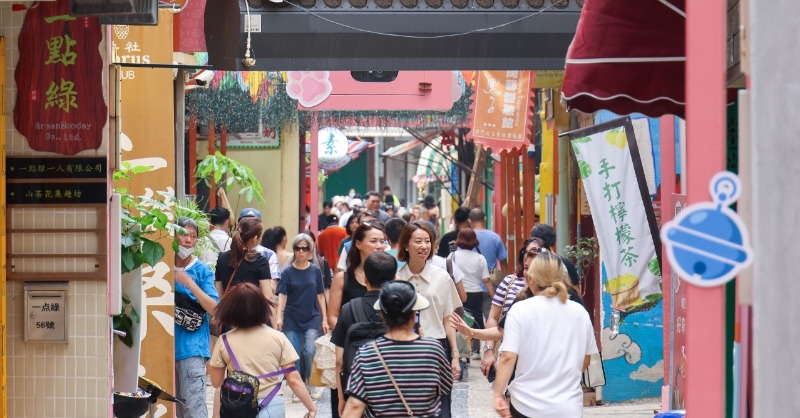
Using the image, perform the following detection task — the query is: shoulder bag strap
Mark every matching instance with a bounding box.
[223,260,243,295]
[221,334,242,372]
[372,340,413,416]
[254,366,297,409]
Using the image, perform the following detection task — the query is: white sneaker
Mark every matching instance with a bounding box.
[310,386,323,400]
[292,393,300,403]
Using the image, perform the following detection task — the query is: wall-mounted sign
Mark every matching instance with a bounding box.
[216,128,280,149]
[13,0,107,155]
[661,171,753,287]
[7,182,106,205]
[318,127,348,164]
[24,282,68,343]
[286,71,333,108]
[6,157,106,180]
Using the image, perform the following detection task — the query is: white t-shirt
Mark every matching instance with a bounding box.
[500,296,598,417]
[449,249,489,293]
[430,255,465,284]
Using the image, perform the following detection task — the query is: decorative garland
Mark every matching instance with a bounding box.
[186,72,473,132]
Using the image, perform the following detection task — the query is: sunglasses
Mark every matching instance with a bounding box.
[293,246,311,252]
[526,247,548,256]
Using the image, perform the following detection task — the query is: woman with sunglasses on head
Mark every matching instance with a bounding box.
[276,233,329,402]
[479,238,547,376]
[493,252,598,418]
[326,221,386,416]
[341,281,453,418]
[396,222,462,418]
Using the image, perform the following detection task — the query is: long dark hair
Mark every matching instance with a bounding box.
[346,222,386,280]
[230,217,262,268]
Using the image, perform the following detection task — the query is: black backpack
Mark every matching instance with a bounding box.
[220,334,295,418]
[340,299,386,388]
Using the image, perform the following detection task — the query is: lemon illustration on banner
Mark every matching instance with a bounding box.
[606,128,628,149]
[661,171,753,287]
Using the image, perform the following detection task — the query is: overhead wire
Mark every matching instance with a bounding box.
[281,2,555,39]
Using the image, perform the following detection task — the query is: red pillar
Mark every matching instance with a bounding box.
[309,115,320,233]
[685,0,727,416]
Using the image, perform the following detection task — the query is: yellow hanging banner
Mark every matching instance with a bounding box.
[116,12,176,417]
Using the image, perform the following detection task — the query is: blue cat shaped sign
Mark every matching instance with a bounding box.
[661,171,753,287]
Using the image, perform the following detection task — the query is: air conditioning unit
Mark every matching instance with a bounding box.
[69,0,158,26]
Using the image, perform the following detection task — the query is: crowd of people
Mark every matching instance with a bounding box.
[171,188,598,418]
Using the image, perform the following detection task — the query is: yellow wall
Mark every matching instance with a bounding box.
[200,120,301,238]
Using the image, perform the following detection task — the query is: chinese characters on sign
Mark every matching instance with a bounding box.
[470,70,534,150]
[6,158,106,205]
[7,158,106,179]
[13,0,107,154]
[569,118,662,313]
[111,27,152,80]
[7,182,106,205]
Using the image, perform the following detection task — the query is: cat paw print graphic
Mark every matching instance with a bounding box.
[286,71,333,108]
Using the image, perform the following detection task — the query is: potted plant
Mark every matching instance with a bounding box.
[563,236,600,295]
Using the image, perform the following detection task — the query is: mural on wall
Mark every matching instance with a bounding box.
[601,264,665,402]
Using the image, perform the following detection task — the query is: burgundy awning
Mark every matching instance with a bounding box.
[562,0,686,118]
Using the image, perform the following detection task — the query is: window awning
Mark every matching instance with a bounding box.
[414,138,457,185]
[561,0,686,118]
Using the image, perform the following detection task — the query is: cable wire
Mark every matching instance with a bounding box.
[282,2,555,39]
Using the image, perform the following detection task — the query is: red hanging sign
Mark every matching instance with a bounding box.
[13,1,107,155]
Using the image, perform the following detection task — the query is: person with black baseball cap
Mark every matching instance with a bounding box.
[341,281,453,418]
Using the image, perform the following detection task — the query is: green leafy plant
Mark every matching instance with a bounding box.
[112,294,140,348]
[563,236,600,290]
[195,151,265,206]
[113,163,178,274]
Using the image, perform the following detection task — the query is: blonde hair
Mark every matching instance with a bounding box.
[526,253,570,303]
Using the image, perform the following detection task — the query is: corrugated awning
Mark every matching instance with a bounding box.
[381,140,423,158]
[413,137,457,184]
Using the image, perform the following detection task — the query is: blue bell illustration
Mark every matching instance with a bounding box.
[661,172,753,287]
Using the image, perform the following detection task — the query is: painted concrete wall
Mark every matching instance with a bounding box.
[600,265,664,402]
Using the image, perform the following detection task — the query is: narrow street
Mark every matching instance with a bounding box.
[206,361,660,417]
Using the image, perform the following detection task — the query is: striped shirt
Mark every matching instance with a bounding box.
[492,274,527,316]
[346,336,453,417]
